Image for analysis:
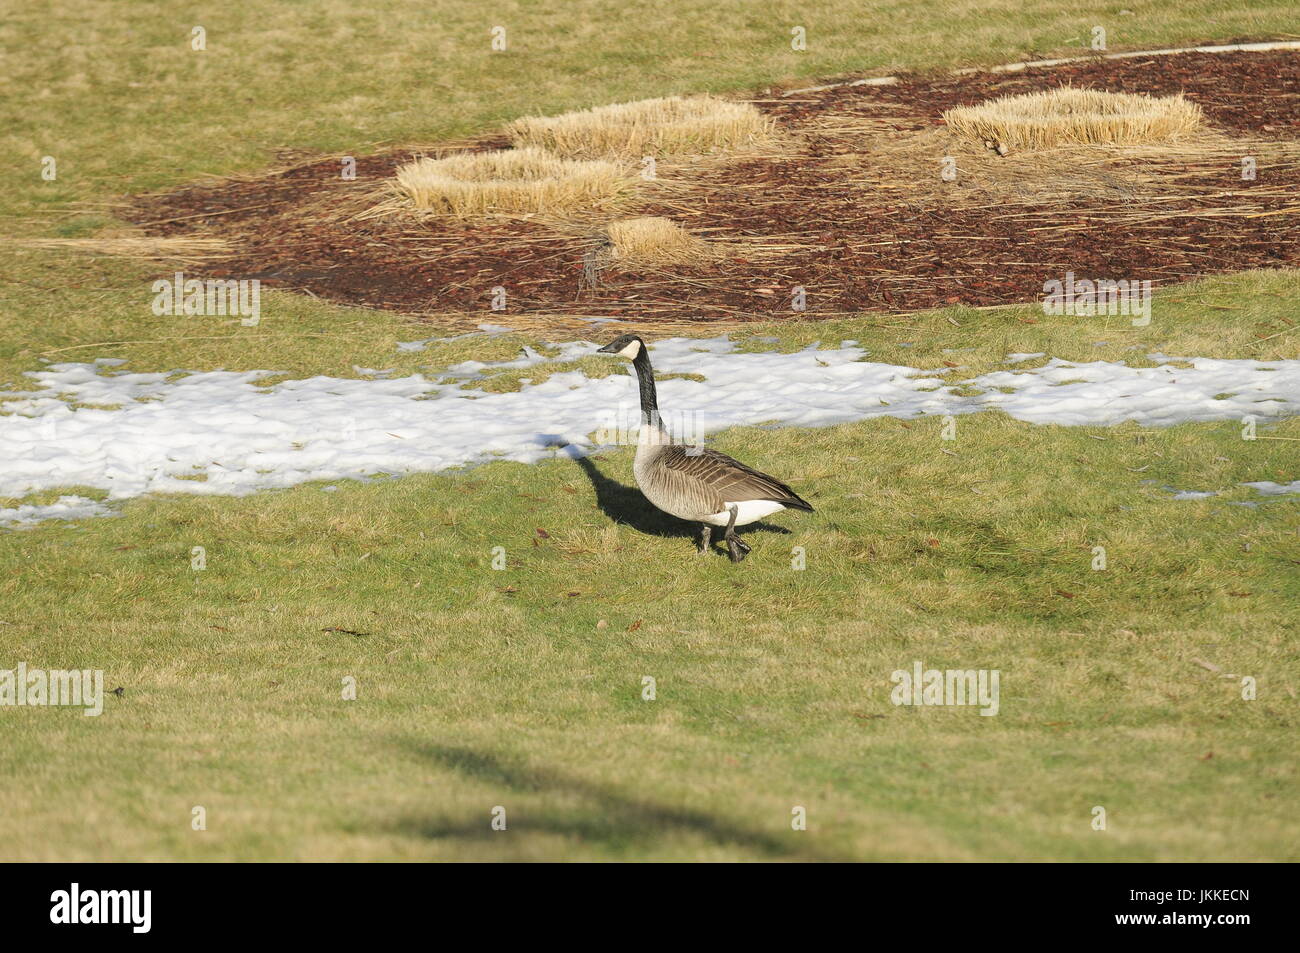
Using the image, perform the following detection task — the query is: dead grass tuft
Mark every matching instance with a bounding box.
[392,147,637,216]
[831,117,1300,221]
[4,237,234,262]
[943,87,1204,150]
[605,216,712,265]
[506,96,773,158]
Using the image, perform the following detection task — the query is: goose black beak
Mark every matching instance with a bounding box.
[596,342,621,354]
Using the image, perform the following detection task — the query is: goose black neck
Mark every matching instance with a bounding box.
[631,348,661,428]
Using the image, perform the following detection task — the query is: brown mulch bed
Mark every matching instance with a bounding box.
[126,50,1300,327]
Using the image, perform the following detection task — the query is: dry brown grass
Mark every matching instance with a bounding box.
[942,87,1204,150]
[819,115,1300,221]
[604,216,712,265]
[4,236,234,262]
[840,123,1153,205]
[506,96,773,158]
[392,147,637,216]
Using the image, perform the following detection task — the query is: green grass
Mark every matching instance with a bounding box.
[1,1,1297,860]
[2,283,1297,861]
[3,266,1297,395]
[2,403,1296,860]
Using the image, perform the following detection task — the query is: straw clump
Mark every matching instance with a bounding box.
[943,87,1204,150]
[394,147,635,216]
[507,96,772,158]
[5,236,233,262]
[604,216,712,265]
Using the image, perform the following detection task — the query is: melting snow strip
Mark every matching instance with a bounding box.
[0,495,117,528]
[2,337,1298,524]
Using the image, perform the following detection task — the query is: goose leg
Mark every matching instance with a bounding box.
[697,523,712,554]
[723,505,750,563]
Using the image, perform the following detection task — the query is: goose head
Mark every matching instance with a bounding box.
[597,334,645,360]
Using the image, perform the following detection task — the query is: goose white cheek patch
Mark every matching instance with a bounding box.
[618,340,642,359]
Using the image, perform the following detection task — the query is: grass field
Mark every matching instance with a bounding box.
[1,1,1297,861]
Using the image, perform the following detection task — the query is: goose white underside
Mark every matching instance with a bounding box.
[702,499,787,527]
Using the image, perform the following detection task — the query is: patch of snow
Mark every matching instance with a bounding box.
[442,341,591,379]
[1169,489,1217,501]
[0,495,116,527]
[1151,480,1300,503]
[2,338,1298,523]
[971,356,1299,427]
[1241,480,1300,496]
[396,323,516,353]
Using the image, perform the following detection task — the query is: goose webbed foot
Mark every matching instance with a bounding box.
[697,524,713,554]
[726,535,751,563]
[721,504,748,563]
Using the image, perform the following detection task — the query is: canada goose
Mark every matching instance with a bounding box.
[596,333,813,562]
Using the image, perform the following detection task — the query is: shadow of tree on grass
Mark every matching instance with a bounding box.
[387,741,853,862]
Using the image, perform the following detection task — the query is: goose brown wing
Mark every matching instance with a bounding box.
[658,445,814,511]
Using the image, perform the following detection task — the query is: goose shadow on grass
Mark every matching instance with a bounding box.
[389,742,855,862]
[573,454,792,545]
